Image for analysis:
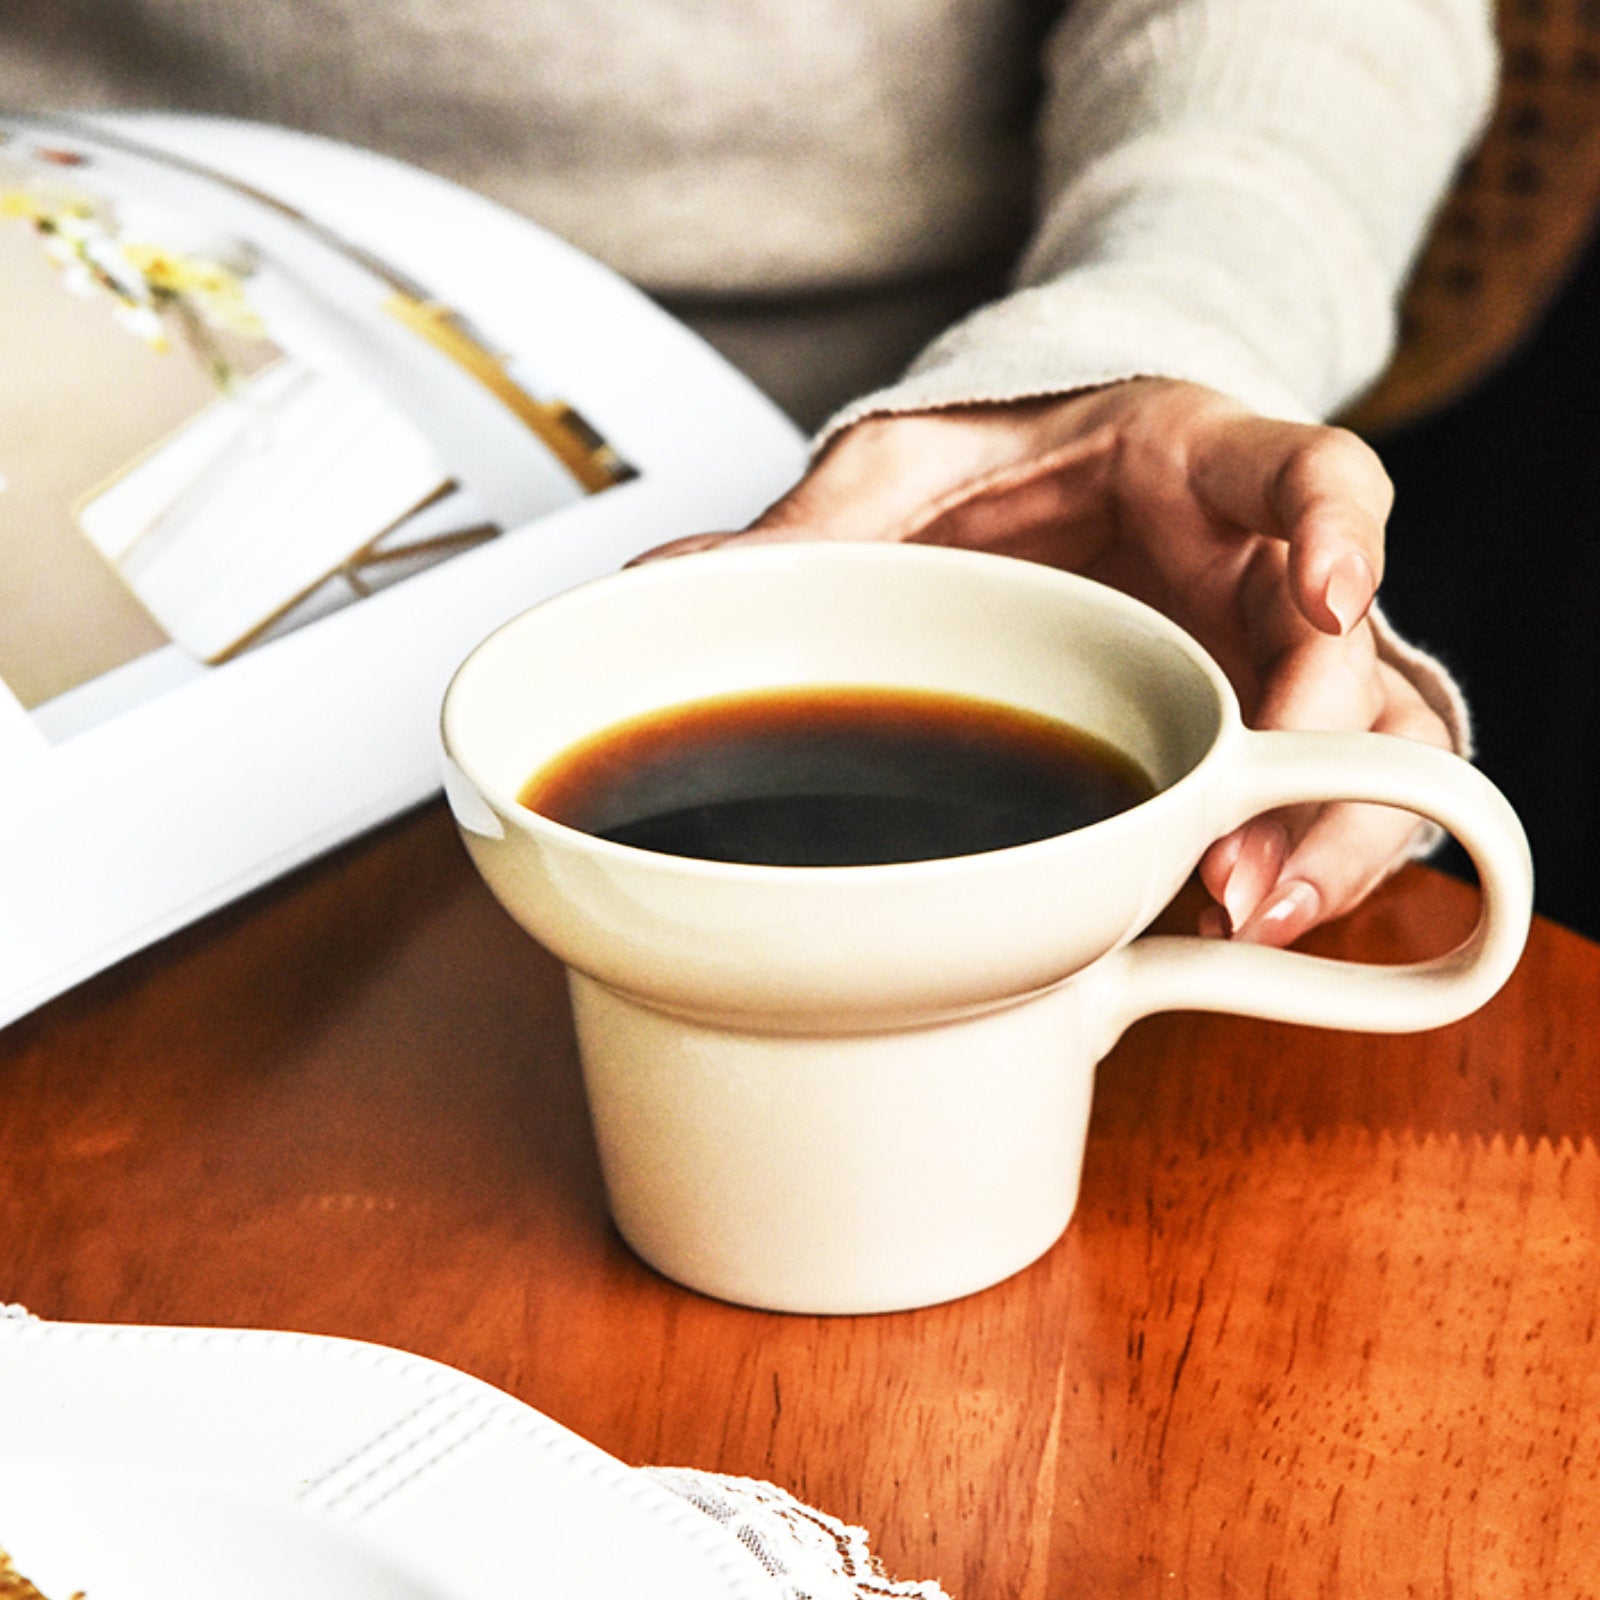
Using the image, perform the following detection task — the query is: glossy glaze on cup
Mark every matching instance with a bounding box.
[442,544,1533,1313]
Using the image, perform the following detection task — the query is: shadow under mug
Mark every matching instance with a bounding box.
[440,543,1533,1315]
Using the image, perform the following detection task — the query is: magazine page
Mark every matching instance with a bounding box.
[0,111,809,1028]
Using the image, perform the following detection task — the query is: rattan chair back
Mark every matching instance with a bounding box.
[1348,0,1600,432]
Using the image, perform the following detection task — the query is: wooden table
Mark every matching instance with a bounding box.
[3,800,1598,1597]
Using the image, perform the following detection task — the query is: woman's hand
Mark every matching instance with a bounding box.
[648,378,1453,947]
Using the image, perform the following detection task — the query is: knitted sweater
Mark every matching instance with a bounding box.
[1,0,1497,432]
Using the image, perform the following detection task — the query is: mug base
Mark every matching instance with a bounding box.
[567,969,1102,1316]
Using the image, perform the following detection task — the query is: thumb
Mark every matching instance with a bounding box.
[633,431,912,564]
[746,441,926,542]
[639,408,1052,561]
[751,409,1049,540]
[628,522,825,564]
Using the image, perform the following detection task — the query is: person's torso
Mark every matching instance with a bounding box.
[3,0,1046,298]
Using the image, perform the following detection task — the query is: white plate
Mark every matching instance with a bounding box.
[0,1319,776,1600]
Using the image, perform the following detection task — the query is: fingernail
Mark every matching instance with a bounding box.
[1324,551,1376,635]
[1236,878,1322,946]
[1221,819,1288,932]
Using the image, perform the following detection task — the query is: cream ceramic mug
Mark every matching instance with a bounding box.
[440,543,1533,1315]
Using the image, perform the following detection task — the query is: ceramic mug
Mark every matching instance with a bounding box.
[440,543,1533,1315]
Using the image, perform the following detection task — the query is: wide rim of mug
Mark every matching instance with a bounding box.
[440,542,1243,883]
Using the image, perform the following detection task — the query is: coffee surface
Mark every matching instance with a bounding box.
[519,686,1154,867]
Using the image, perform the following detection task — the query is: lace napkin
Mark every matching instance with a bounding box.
[0,1305,948,1600]
[643,1467,949,1600]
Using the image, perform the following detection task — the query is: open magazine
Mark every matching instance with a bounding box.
[0,111,809,1027]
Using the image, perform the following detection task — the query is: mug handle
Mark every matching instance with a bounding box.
[1096,729,1534,1040]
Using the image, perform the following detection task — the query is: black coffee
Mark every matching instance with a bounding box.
[519,686,1154,867]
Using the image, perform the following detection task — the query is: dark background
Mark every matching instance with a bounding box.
[1375,237,1600,943]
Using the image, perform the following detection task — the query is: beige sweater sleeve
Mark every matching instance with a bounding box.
[827,0,1498,432]
[823,0,1497,758]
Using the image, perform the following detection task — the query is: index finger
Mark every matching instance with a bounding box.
[1188,416,1392,636]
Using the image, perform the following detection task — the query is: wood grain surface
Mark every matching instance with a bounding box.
[2,800,1597,1598]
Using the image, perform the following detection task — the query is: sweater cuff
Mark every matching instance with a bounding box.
[1369,601,1472,761]
[814,272,1316,449]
